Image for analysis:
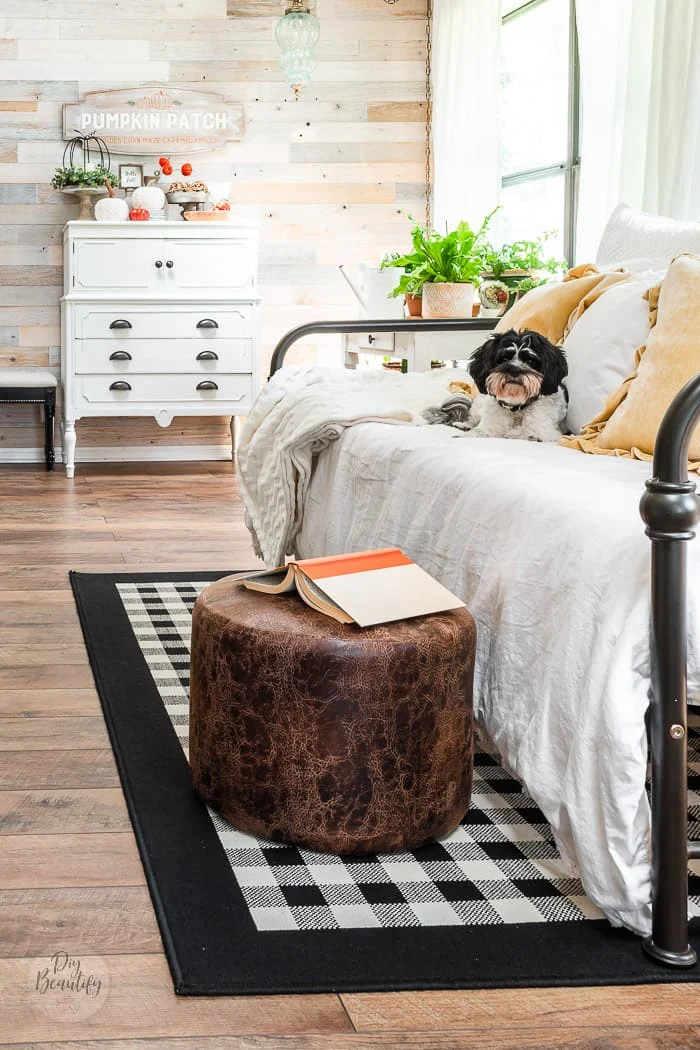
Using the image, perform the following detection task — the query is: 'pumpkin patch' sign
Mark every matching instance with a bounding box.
[63,87,243,156]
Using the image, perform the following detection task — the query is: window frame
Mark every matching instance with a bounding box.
[501,0,581,264]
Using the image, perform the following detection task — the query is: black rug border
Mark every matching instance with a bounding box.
[70,570,700,996]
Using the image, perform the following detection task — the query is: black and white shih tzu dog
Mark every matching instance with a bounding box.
[423,329,569,442]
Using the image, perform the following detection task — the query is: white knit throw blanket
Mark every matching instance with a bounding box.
[237,366,462,566]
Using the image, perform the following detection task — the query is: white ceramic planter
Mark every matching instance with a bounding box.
[421,282,475,319]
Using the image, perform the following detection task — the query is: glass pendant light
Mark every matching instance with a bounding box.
[275,0,320,99]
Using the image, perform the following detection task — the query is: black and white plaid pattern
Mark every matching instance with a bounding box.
[118,581,700,932]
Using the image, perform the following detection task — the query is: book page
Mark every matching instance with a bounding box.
[240,566,296,594]
[309,562,464,628]
[296,574,354,624]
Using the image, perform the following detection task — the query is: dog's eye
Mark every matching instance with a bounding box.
[521,350,540,368]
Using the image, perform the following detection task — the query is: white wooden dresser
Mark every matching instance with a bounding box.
[60,220,260,477]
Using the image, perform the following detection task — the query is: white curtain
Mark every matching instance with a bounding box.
[575,0,700,261]
[431,0,501,233]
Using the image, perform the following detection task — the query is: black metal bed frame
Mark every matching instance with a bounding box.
[269,318,700,967]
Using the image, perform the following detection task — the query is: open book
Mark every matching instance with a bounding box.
[239,548,465,627]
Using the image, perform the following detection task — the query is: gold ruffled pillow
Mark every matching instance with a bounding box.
[560,253,700,470]
[494,266,630,344]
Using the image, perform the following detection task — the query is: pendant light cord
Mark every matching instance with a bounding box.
[425,0,433,229]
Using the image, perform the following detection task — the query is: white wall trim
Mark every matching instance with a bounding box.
[0,445,233,465]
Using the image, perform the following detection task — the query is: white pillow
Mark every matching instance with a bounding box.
[596,203,700,270]
[563,279,652,434]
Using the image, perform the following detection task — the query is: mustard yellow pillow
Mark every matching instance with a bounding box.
[495,268,629,344]
[560,253,700,470]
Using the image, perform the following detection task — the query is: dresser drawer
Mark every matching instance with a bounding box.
[74,339,253,375]
[71,236,256,295]
[74,305,255,341]
[78,373,255,407]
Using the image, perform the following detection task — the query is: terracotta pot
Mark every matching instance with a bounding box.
[422,282,475,319]
[404,293,422,317]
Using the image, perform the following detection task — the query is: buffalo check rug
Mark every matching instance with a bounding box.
[70,571,700,996]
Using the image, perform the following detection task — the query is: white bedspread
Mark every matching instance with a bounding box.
[296,423,700,934]
[237,366,463,565]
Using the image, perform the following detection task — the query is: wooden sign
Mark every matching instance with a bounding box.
[63,87,243,156]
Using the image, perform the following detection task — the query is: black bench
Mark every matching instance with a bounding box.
[0,370,57,471]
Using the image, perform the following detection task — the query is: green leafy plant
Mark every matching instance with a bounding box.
[381,211,497,298]
[481,232,567,281]
[51,165,114,189]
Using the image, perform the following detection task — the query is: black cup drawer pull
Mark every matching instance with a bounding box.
[109,319,132,330]
[196,381,218,391]
[196,350,219,361]
[196,318,219,329]
[109,351,132,361]
[109,381,132,392]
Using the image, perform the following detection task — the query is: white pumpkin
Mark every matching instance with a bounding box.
[130,186,166,213]
[94,196,129,222]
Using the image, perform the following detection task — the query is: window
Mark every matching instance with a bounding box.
[499,0,580,264]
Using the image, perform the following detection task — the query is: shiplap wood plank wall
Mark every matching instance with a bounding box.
[0,0,427,462]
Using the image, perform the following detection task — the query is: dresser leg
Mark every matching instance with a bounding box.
[64,419,76,479]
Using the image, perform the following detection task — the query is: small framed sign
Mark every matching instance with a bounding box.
[119,163,143,189]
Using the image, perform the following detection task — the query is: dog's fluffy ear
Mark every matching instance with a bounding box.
[470,332,509,393]
[526,331,568,395]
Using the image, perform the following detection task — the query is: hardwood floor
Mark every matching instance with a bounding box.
[0,462,698,1049]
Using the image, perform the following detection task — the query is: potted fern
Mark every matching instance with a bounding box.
[381,211,496,318]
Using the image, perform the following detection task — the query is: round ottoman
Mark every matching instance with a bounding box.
[189,578,476,855]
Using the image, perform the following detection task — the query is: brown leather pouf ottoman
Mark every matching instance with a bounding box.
[189,578,476,855]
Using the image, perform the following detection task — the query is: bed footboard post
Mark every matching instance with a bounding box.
[639,372,700,967]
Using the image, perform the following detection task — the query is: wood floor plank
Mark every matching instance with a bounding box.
[0,590,76,603]
[0,886,161,957]
[0,529,115,544]
[0,956,351,1043]
[0,605,82,625]
[0,567,115,590]
[1,1029,700,1049]
[0,665,95,689]
[0,646,90,667]
[0,625,87,644]
[341,987,700,1031]
[0,834,144,889]
[0,750,119,790]
[0,789,129,834]
[0,690,98,718]
[0,716,108,750]
[0,548,123,566]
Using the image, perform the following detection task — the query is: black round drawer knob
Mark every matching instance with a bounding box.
[154,260,163,269]
[196,381,218,391]
[109,381,132,392]
[196,351,219,361]
[166,260,174,269]
[109,319,132,330]
[109,351,132,361]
